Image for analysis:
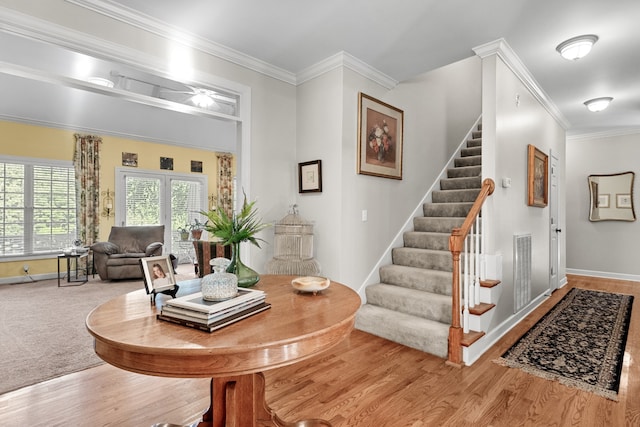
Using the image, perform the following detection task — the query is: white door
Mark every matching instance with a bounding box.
[549,152,560,293]
[115,169,207,259]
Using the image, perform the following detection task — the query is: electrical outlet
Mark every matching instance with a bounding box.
[23,264,29,273]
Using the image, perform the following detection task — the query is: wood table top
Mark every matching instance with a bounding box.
[86,275,361,378]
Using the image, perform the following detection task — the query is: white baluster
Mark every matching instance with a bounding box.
[463,236,469,333]
[475,216,481,305]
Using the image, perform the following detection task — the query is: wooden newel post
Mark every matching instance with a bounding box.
[447,228,464,367]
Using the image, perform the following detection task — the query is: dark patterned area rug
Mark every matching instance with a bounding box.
[496,287,633,400]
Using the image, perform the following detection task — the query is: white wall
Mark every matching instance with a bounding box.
[483,55,566,323]
[293,57,482,290]
[566,132,640,279]
[0,0,299,273]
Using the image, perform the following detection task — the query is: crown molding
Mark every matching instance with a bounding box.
[567,127,640,142]
[473,38,571,130]
[65,0,297,85]
[297,51,398,89]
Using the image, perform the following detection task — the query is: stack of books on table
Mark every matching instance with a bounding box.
[157,287,270,332]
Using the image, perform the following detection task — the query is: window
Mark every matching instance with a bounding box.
[0,157,76,257]
[116,169,207,260]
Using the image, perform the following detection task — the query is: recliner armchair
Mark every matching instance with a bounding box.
[91,225,164,280]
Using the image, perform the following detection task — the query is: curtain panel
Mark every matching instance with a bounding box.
[73,134,102,246]
[217,154,234,218]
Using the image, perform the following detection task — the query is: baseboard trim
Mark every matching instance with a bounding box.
[463,291,548,365]
[0,273,57,285]
[566,268,640,283]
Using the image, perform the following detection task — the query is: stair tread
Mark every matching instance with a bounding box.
[480,279,501,288]
[468,302,495,316]
[356,304,449,358]
[369,283,451,302]
[461,330,485,347]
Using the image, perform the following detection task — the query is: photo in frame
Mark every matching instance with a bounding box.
[357,93,404,180]
[527,144,548,207]
[298,160,322,193]
[598,194,610,208]
[140,255,176,294]
[191,160,203,173]
[617,193,632,209]
[160,157,174,170]
[122,152,138,167]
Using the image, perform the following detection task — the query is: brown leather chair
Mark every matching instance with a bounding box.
[91,225,164,280]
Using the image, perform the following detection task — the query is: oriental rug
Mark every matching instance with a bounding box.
[496,287,633,400]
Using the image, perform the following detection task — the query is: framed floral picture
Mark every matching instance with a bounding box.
[357,93,404,180]
[527,144,548,207]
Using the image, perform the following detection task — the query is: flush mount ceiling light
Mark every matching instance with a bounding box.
[584,97,613,112]
[87,77,114,88]
[556,34,599,60]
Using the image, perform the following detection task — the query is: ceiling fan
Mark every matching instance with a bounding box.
[158,85,237,114]
[108,71,237,114]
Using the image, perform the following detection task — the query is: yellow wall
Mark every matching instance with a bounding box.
[0,119,232,279]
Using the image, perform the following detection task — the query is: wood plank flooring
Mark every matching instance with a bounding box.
[1,275,638,426]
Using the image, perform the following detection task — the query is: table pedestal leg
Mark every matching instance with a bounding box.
[194,373,331,427]
[152,373,331,427]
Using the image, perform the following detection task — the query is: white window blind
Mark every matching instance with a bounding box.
[125,176,161,226]
[117,169,207,258]
[0,158,76,256]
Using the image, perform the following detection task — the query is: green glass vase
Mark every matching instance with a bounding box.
[227,242,260,288]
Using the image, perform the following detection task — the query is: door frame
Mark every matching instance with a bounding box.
[548,150,560,294]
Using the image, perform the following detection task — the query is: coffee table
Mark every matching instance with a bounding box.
[86,275,361,426]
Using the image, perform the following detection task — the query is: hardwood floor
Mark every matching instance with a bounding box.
[1,275,638,426]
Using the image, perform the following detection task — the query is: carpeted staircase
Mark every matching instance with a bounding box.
[355,125,484,359]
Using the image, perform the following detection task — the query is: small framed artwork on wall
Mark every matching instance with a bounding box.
[122,152,138,167]
[527,144,548,207]
[298,160,322,193]
[191,160,203,173]
[160,157,174,170]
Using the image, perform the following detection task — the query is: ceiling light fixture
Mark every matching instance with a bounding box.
[584,97,613,112]
[191,90,214,108]
[87,77,115,88]
[556,34,599,60]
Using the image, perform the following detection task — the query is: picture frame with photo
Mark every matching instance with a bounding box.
[598,193,610,208]
[616,193,632,209]
[140,255,177,294]
[122,152,138,167]
[298,159,322,193]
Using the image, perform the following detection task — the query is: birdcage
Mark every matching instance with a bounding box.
[265,205,320,275]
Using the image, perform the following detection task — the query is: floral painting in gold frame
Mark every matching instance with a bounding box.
[357,93,404,180]
[527,144,548,207]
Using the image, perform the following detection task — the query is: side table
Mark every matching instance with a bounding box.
[57,252,89,287]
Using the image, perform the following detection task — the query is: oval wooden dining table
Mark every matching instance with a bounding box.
[86,275,361,427]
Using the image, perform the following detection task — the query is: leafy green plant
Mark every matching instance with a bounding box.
[188,218,208,231]
[201,190,270,247]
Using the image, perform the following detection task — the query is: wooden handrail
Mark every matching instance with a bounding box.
[447,178,495,367]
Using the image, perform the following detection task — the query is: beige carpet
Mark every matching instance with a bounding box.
[0,267,195,395]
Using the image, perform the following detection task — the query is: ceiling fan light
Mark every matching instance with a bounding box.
[191,92,214,108]
[584,97,613,112]
[556,35,599,60]
[87,77,114,88]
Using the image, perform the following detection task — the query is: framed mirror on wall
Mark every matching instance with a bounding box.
[588,171,636,221]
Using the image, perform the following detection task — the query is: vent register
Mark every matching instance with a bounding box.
[513,233,532,313]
